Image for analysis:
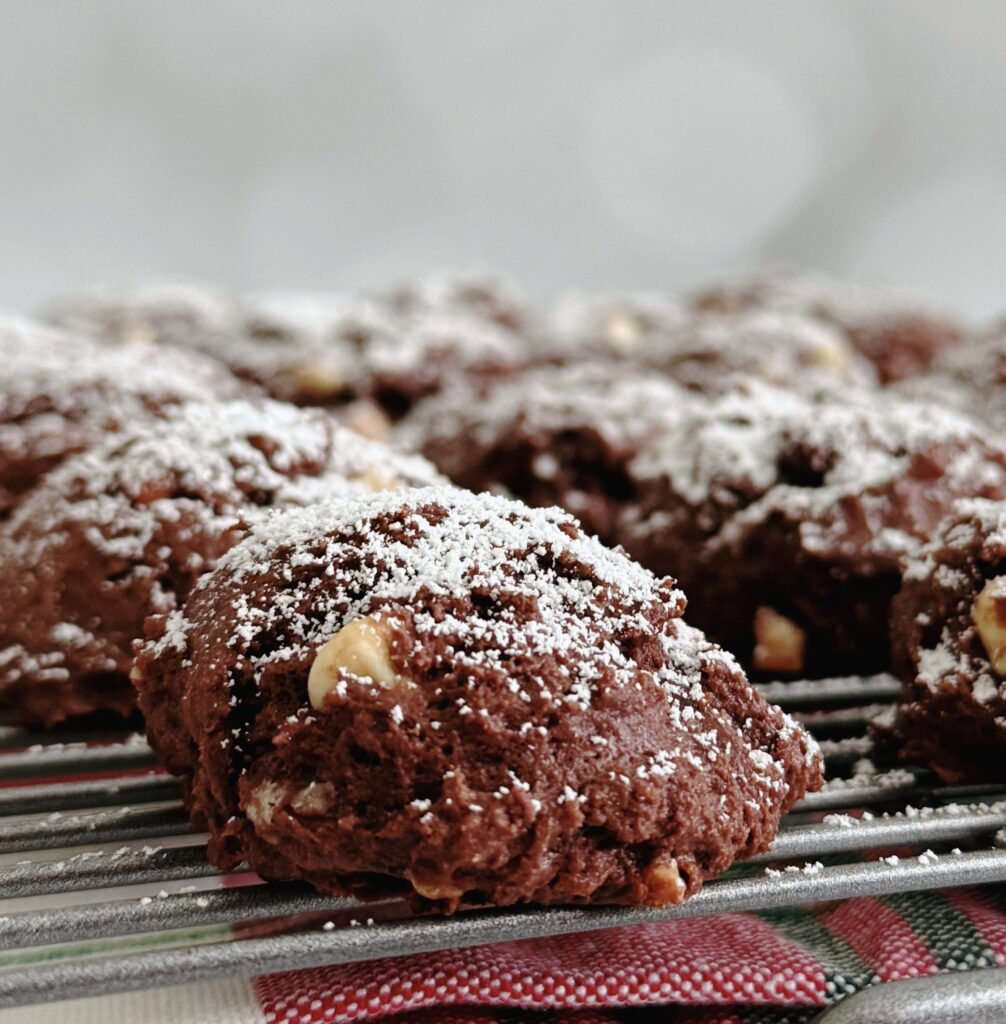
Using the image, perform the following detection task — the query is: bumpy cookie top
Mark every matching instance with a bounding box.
[148,486,813,794]
[378,271,532,332]
[6,398,444,558]
[347,307,525,386]
[931,326,1006,376]
[0,314,237,413]
[219,290,402,402]
[45,283,394,401]
[905,327,1006,428]
[690,267,960,330]
[242,294,528,410]
[45,275,529,391]
[629,382,1006,557]
[0,312,78,354]
[0,400,443,705]
[545,290,689,358]
[44,281,235,350]
[689,268,966,383]
[652,311,876,391]
[399,362,691,461]
[544,291,874,390]
[0,315,242,511]
[47,281,530,410]
[153,486,684,668]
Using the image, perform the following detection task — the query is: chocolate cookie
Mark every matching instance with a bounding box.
[0,316,241,518]
[133,487,822,910]
[399,363,690,543]
[48,283,529,422]
[379,271,533,334]
[0,399,442,727]
[231,291,406,412]
[621,383,1006,679]
[690,269,966,383]
[45,281,235,354]
[891,498,1006,782]
[46,283,390,407]
[546,296,873,392]
[401,313,872,547]
[899,325,1006,431]
[545,290,690,360]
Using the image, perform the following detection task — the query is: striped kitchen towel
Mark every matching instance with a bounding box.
[250,886,1006,1023]
[5,886,1005,1024]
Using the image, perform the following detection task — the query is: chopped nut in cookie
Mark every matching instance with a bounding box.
[133,486,822,910]
[407,875,466,903]
[973,576,1006,675]
[752,607,806,675]
[623,382,1006,678]
[359,467,399,492]
[892,499,1006,784]
[0,396,441,727]
[641,861,687,905]
[308,615,406,709]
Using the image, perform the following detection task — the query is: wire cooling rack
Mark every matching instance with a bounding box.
[2,673,1006,1023]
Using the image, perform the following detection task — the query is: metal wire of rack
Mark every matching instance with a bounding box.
[2,673,1006,1022]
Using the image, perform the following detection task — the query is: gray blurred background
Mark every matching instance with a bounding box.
[1,1,1003,314]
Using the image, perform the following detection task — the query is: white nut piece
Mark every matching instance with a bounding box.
[289,359,345,398]
[246,781,286,827]
[406,873,465,902]
[603,310,643,352]
[972,576,1006,675]
[752,606,806,674]
[122,318,158,348]
[641,860,687,906]
[358,467,399,493]
[341,400,392,442]
[308,615,404,710]
[809,336,852,372]
[290,781,336,815]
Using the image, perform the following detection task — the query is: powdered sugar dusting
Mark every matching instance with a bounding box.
[149,487,815,800]
[400,362,690,457]
[691,266,963,332]
[379,270,531,329]
[545,290,689,357]
[547,295,874,390]
[0,400,443,690]
[0,315,243,513]
[45,280,530,410]
[0,315,238,418]
[628,380,1006,558]
[660,311,874,389]
[907,325,1006,429]
[6,397,442,557]
[237,291,526,392]
[45,280,235,349]
[901,498,1006,706]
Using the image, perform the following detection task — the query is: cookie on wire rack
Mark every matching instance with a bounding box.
[133,486,822,911]
[892,498,1006,783]
[546,290,875,392]
[399,362,690,544]
[0,399,442,727]
[0,313,242,518]
[46,279,531,426]
[621,381,1006,680]
[689,267,967,384]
